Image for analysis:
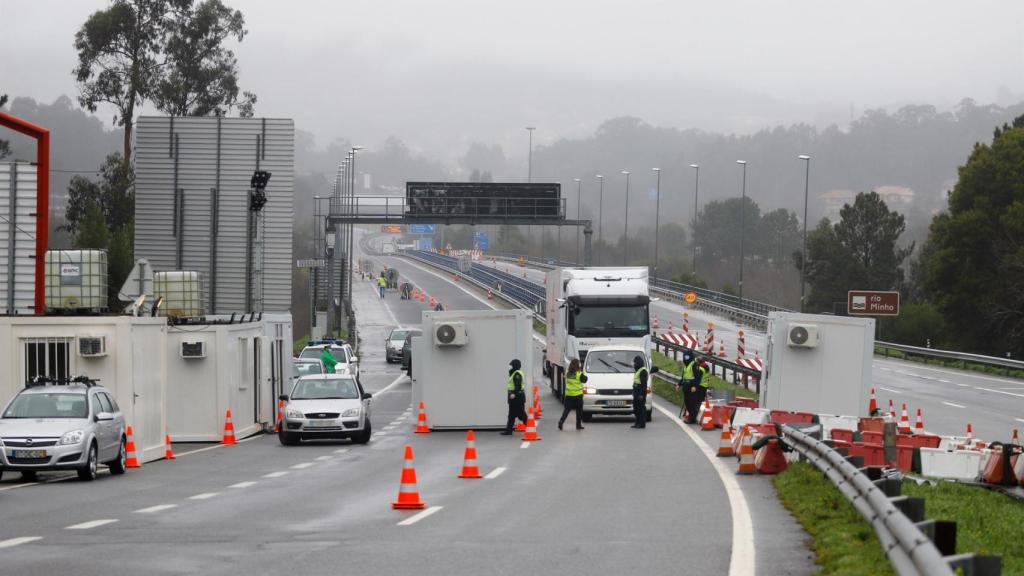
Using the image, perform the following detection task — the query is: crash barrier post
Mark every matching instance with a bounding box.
[782,424,1001,576]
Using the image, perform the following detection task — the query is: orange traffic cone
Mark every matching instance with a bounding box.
[392,445,426,509]
[888,399,895,419]
[914,408,924,431]
[898,403,911,433]
[717,426,735,457]
[275,399,284,433]
[125,425,141,468]
[737,432,756,475]
[415,402,430,434]
[222,409,236,445]
[515,406,530,433]
[487,289,493,300]
[164,433,175,460]
[868,388,878,416]
[966,423,973,442]
[718,339,727,358]
[458,430,482,478]
[429,296,436,307]
[700,399,715,431]
[522,412,542,441]
[1013,429,1020,444]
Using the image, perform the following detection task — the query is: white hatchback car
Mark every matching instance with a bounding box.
[278,374,372,445]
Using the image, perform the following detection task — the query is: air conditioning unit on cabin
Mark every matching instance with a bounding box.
[434,322,469,346]
[787,324,820,348]
[78,336,107,357]
[180,341,207,359]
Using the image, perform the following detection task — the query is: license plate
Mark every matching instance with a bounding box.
[13,449,47,459]
[306,420,337,428]
[606,400,627,407]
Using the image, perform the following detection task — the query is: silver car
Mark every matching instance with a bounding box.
[0,377,128,481]
[278,374,372,445]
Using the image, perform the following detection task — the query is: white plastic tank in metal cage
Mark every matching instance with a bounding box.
[154,271,204,317]
[44,250,109,313]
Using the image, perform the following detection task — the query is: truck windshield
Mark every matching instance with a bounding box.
[569,304,649,337]
[584,350,642,374]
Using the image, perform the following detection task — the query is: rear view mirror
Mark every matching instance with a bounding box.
[362,392,372,400]
[95,412,114,422]
[350,356,359,363]
[651,366,661,374]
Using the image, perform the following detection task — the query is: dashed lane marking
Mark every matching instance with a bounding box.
[229,481,258,489]
[374,372,409,396]
[520,442,530,449]
[1016,418,1024,424]
[942,401,966,409]
[956,383,971,387]
[878,387,901,394]
[263,471,289,478]
[333,449,350,455]
[975,386,1024,399]
[484,467,506,479]
[315,456,333,461]
[397,506,443,526]
[134,504,177,514]
[66,519,118,530]
[290,462,314,470]
[189,493,220,500]
[653,400,755,576]
[0,537,42,548]
[0,482,38,492]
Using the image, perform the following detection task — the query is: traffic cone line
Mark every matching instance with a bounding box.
[415,402,431,434]
[700,398,715,431]
[222,409,236,445]
[164,433,175,460]
[914,408,924,431]
[392,445,426,510]
[125,425,141,468]
[522,412,542,441]
[868,388,878,416]
[458,430,482,478]
[898,403,911,433]
[718,426,735,457]
[737,432,756,475]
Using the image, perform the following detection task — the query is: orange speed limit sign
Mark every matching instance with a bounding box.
[684,291,698,304]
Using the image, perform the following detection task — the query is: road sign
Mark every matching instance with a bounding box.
[296,258,326,268]
[381,225,403,234]
[409,224,435,234]
[847,290,900,316]
[416,238,433,251]
[684,291,698,304]
[473,231,490,250]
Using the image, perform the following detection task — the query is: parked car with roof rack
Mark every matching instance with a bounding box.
[298,339,359,381]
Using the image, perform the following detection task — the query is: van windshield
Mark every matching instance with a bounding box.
[584,350,644,374]
[569,304,649,337]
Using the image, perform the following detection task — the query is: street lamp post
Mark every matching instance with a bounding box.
[652,167,661,284]
[596,174,604,265]
[689,164,699,276]
[347,146,363,322]
[574,178,582,264]
[526,126,535,183]
[621,170,630,265]
[798,155,811,312]
[736,160,747,302]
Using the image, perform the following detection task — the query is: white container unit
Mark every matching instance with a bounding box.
[154,271,203,317]
[44,250,109,312]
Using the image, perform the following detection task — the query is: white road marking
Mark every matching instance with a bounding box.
[263,471,289,478]
[66,519,118,530]
[1015,418,1024,424]
[942,401,966,409]
[315,455,332,461]
[333,449,350,455]
[875,357,1024,385]
[0,537,42,548]
[237,434,263,444]
[290,462,314,469]
[484,467,506,479]
[175,444,226,457]
[134,504,177,514]
[975,386,1024,399]
[520,441,530,449]
[189,492,220,500]
[397,505,443,526]
[229,481,257,489]
[956,383,971,387]
[653,400,755,576]
[878,387,901,394]
[374,372,409,396]
[383,425,396,431]
[0,482,38,492]
[374,431,388,437]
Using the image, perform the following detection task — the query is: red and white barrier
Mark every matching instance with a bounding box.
[661,332,700,349]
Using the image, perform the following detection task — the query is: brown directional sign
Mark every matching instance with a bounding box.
[847,290,900,316]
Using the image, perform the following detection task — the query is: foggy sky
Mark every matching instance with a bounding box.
[3,0,1023,162]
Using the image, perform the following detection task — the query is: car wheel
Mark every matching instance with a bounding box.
[278,430,300,446]
[646,409,653,423]
[107,437,127,475]
[78,443,98,481]
[353,420,372,444]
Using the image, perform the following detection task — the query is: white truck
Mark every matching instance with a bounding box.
[544,267,652,406]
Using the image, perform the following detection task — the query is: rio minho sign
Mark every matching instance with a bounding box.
[847,290,900,316]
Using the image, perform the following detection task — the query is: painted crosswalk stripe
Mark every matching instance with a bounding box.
[189,492,220,500]
[397,506,443,526]
[0,537,42,548]
[134,504,177,514]
[290,462,314,469]
[263,471,289,478]
[66,519,118,530]
[229,481,257,489]
[484,467,506,479]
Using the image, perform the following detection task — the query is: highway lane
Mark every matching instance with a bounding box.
[476,258,1023,442]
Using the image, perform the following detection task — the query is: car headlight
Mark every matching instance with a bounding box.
[285,408,304,419]
[584,388,597,395]
[60,429,85,445]
[342,408,361,418]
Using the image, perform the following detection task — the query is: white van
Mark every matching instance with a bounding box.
[580,345,654,422]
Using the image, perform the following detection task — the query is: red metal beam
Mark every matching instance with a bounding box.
[0,111,50,315]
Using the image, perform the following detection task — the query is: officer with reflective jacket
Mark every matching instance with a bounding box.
[631,355,649,429]
[558,358,588,430]
[501,358,529,435]
[677,350,708,423]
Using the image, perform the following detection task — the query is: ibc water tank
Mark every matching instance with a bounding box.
[44,250,109,312]
[154,271,203,317]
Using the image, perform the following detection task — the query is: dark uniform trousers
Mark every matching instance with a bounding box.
[505,392,528,432]
[633,391,647,428]
[559,395,584,428]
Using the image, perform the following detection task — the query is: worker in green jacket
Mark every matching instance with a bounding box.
[321,345,338,374]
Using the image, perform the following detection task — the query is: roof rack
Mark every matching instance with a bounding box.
[26,375,101,389]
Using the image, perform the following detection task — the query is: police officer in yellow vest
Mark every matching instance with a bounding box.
[558,358,588,430]
[377,273,387,299]
[631,355,649,429]
[501,358,529,435]
[677,350,710,424]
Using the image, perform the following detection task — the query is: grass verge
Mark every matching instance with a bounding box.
[651,350,758,400]
[902,481,1024,574]
[773,461,894,576]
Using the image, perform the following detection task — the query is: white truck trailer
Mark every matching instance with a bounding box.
[544,267,652,400]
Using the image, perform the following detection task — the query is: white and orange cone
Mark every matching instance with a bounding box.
[898,403,911,433]
[718,426,735,457]
[392,445,426,509]
[222,409,236,445]
[164,433,175,460]
[737,432,756,475]
[125,425,141,468]
[458,430,482,478]
[914,408,924,431]
[700,398,715,431]
[868,388,878,415]
[522,412,542,442]
[415,402,430,434]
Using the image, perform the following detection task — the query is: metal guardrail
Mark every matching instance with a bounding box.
[782,424,1001,576]
[876,341,1024,372]
[652,333,762,395]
